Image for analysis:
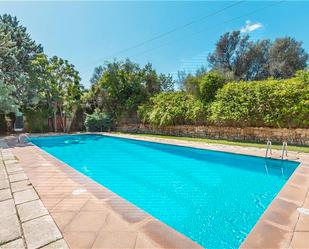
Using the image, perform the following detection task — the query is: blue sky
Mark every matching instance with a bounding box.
[1,1,308,87]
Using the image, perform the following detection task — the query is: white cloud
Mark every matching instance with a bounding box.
[240,20,263,33]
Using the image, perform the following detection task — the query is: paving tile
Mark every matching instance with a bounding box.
[0,179,9,190]
[80,199,106,211]
[0,238,25,249]
[92,231,138,249]
[11,180,32,193]
[17,200,49,222]
[63,232,97,249]
[140,220,202,249]
[290,232,309,248]
[100,213,134,232]
[9,172,28,183]
[22,215,62,249]
[241,220,293,248]
[40,197,63,210]
[261,198,299,232]
[64,211,108,232]
[0,214,21,244]
[0,168,7,180]
[0,199,16,218]
[277,185,307,207]
[4,159,19,165]
[50,211,77,230]
[135,234,159,249]
[106,197,148,224]
[6,164,23,174]
[295,214,309,231]
[40,239,69,249]
[13,188,39,205]
[52,198,88,212]
[0,188,11,202]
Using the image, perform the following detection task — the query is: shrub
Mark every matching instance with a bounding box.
[210,78,309,128]
[24,109,49,133]
[138,92,206,126]
[84,109,111,132]
[198,71,226,103]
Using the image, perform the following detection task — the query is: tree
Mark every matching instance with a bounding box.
[243,40,271,80]
[87,59,174,124]
[0,80,18,114]
[0,14,42,107]
[269,37,308,78]
[183,74,200,95]
[158,73,174,92]
[90,66,104,85]
[208,32,308,81]
[208,31,250,80]
[198,72,226,103]
[29,54,83,132]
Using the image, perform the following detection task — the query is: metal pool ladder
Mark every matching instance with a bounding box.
[281,141,288,160]
[265,140,272,158]
[18,133,30,144]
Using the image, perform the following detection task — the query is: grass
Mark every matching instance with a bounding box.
[112,132,309,153]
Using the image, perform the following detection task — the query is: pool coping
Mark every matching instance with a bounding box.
[5,132,309,248]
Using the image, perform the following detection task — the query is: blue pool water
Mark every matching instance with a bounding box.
[31,134,299,248]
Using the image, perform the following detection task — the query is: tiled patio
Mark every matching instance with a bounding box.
[1,133,309,248]
[0,141,68,249]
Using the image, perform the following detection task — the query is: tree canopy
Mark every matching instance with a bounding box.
[208,31,308,81]
[0,14,43,107]
[85,59,175,124]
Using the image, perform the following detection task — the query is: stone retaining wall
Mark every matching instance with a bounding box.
[116,124,309,146]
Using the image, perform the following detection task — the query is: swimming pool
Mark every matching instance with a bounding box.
[30,134,299,248]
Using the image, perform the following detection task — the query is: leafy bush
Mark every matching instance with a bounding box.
[84,109,111,132]
[210,77,309,128]
[198,71,226,102]
[138,92,206,126]
[24,109,49,133]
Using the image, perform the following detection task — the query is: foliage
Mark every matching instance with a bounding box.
[269,37,308,78]
[84,109,111,132]
[138,92,206,126]
[0,14,42,107]
[208,31,308,81]
[86,60,175,123]
[295,70,309,83]
[182,71,226,103]
[24,109,49,133]
[0,80,19,114]
[198,72,226,103]
[210,75,309,128]
[29,54,83,132]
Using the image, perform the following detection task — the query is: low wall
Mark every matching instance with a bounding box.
[116,124,309,146]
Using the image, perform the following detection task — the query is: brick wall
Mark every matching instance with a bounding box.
[116,124,309,146]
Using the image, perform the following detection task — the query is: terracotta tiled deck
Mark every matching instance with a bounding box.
[1,133,309,248]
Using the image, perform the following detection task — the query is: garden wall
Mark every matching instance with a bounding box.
[116,124,309,146]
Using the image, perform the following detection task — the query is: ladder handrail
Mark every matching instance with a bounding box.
[281,141,288,160]
[265,140,272,158]
[18,133,30,143]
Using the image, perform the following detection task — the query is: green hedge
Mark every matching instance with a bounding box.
[210,77,309,128]
[138,92,206,126]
